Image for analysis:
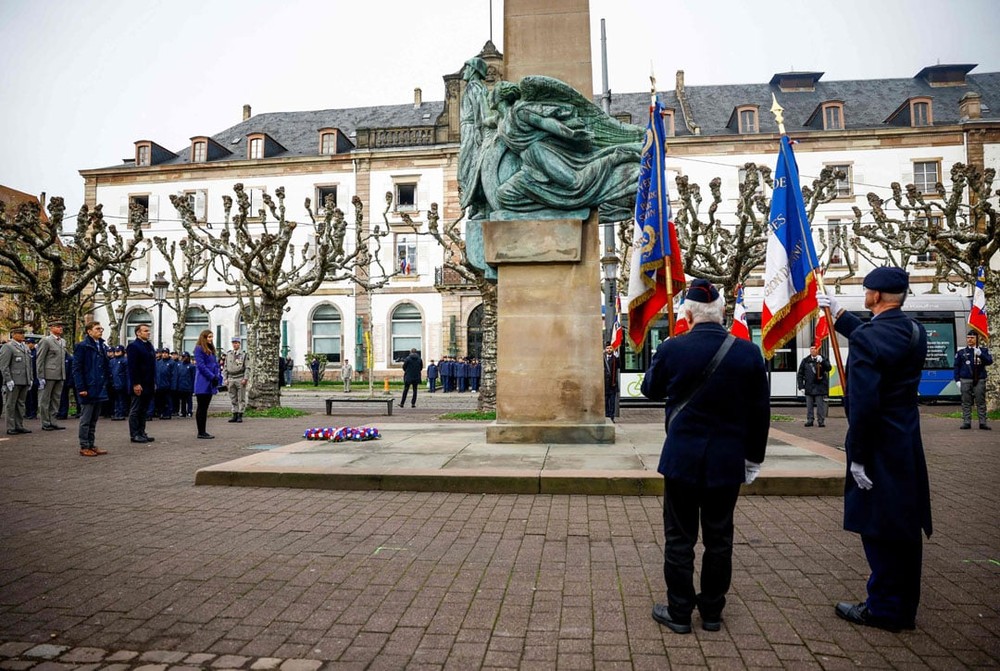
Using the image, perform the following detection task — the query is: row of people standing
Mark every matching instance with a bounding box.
[426,356,481,393]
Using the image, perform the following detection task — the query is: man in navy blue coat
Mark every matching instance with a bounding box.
[72,321,111,457]
[818,267,932,633]
[126,323,157,444]
[641,279,769,634]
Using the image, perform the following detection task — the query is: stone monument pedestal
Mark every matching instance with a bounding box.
[483,210,615,444]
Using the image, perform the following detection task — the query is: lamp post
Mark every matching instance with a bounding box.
[151,273,170,349]
[601,254,619,345]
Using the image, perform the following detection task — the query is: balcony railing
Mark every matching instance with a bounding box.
[355,126,436,149]
[434,266,477,288]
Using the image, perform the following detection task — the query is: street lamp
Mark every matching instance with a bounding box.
[601,254,620,345]
[151,272,170,349]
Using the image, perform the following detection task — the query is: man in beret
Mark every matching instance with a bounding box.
[954,332,992,430]
[225,336,249,423]
[35,319,68,430]
[641,279,770,634]
[818,266,931,632]
[0,327,35,435]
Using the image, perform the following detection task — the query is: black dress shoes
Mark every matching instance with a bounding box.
[130,435,148,443]
[143,435,155,442]
[980,425,992,430]
[6,430,18,435]
[651,604,692,634]
[197,433,215,439]
[42,424,66,431]
[701,616,722,632]
[835,601,903,633]
[16,428,31,434]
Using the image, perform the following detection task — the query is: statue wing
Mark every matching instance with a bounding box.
[518,75,646,148]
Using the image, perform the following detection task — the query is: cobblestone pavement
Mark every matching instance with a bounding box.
[1,399,997,669]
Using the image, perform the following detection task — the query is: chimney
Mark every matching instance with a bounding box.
[959,92,982,120]
[414,88,422,109]
[675,70,685,94]
[243,104,252,121]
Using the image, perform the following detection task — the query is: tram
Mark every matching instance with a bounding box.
[618,292,971,404]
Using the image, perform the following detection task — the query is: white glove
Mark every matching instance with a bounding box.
[815,292,841,319]
[744,460,762,485]
[5,381,13,392]
[850,462,873,490]
[974,347,981,356]
[38,379,46,390]
[815,355,823,363]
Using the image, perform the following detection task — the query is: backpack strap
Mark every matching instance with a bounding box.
[667,334,737,428]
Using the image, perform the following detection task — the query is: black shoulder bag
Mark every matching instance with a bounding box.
[666,334,737,429]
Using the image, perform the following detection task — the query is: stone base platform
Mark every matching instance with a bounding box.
[195,424,846,496]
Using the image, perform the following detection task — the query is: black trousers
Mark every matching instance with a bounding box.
[862,534,922,626]
[128,392,153,438]
[195,393,213,434]
[401,382,418,407]
[662,479,742,621]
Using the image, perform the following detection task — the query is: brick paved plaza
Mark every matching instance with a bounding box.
[1,399,998,669]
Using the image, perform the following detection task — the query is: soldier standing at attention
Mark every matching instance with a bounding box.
[35,319,68,431]
[341,358,353,393]
[225,336,249,423]
[1,326,35,435]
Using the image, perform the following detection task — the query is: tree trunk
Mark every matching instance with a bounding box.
[247,297,286,409]
[985,273,999,412]
[477,283,497,413]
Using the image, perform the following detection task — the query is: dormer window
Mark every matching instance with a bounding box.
[823,102,844,130]
[911,98,932,127]
[245,132,286,160]
[738,106,758,134]
[661,108,676,137]
[137,144,150,166]
[320,133,335,155]
[192,141,207,163]
[249,137,263,159]
[133,140,176,167]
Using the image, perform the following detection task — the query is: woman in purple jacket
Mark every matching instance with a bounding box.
[193,330,221,439]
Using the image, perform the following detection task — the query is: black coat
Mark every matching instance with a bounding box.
[641,322,770,487]
[402,353,423,384]
[126,338,156,391]
[835,308,932,540]
[797,354,832,395]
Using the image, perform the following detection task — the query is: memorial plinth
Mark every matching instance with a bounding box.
[483,211,615,444]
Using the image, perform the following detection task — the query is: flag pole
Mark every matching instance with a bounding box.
[770,94,846,392]
[654,70,675,337]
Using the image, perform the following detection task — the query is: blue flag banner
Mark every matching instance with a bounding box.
[761,135,821,357]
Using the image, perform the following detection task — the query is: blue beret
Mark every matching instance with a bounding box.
[685,278,720,303]
[864,267,909,293]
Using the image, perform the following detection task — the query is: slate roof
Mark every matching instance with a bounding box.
[92,68,1000,171]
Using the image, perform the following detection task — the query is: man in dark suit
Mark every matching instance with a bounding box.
[641,279,769,634]
[818,267,932,633]
[797,345,832,427]
[126,323,157,444]
[954,332,992,430]
[400,348,423,408]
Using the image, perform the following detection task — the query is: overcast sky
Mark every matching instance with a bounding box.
[2,0,999,214]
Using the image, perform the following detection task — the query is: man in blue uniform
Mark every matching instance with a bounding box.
[954,332,992,430]
[818,267,932,633]
[641,279,769,634]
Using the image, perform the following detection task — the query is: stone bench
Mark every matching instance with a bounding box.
[325,397,394,416]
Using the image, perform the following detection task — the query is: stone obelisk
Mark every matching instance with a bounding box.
[485,0,613,444]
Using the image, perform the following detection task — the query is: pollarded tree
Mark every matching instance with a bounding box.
[0,197,147,335]
[170,184,391,409]
[152,235,214,352]
[851,162,999,408]
[390,196,498,412]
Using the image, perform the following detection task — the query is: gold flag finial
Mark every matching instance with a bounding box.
[770,93,786,135]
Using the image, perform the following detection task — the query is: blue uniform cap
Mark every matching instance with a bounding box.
[863,267,909,293]
[685,278,720,303]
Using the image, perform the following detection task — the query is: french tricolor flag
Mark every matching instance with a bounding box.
[730,285,751,341]
[968,266,989,341]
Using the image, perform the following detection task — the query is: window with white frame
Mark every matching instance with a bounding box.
[314,185,338,214]
[395,233,418,275]
[127,194,151,225]
[192,141,207,163]
[310,305,342,363]
[124,309,153,346]
[183,189,207,222]
[912,160,940,194]
[827,164,853,198]
[246,187,266,219]
[182,307,210,354]
[320,132,336,156]
[391,303,422,362]
[737,167,764,196]
[825,219,846,266]
[248,137,263,159]
[395,182,417,211]
[915,217,941,262]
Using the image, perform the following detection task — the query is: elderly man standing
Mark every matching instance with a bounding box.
[225,336,249,423]
[35,319,68,431]
[641,279,769,634]
[1,326,35,435]
[72,321,111,457]
[818,267,932,633]
[341,358,353,393]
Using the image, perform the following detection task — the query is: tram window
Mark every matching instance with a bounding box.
[921,320,956,369]
[623,344,644,372]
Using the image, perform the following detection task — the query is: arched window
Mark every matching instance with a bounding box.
[124,308,153,346]
[183,307,210,354]
[311,305,342,363]
[467,304,484,359]
[391,303,422,363]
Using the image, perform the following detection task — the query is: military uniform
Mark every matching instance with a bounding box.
[954,340,992,429]
[35,323,68,429]
[1,328,36,434]
[225,338,249,422]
